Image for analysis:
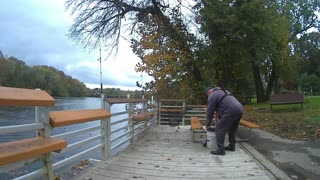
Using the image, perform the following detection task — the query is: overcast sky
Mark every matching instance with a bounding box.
[0,0,150,90]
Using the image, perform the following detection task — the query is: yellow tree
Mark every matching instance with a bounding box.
[131,13,207,103]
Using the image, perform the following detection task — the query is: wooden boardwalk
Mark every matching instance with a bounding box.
[78,125,275,180]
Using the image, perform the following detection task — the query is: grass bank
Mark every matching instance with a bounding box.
[242,96,320,141]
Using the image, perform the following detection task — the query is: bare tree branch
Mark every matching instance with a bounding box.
[66,0,194,58]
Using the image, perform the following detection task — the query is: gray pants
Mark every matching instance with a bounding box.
[215,113,242,150]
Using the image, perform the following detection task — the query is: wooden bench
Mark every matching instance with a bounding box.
[191,117,206,142]
[0,137,67,166]
[269,93,304,111]
[239,119,259,141]
[191,117,203,130]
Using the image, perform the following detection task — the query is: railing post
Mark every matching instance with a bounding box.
[142,97,147,130]
[182,101,186,126]
[35,106,54,180]
[158,101,162,125]
[101,94,111,160]
[127,94,134,144]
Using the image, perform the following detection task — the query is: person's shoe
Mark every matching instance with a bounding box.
[210,149,225,155]
[224,145,235,151]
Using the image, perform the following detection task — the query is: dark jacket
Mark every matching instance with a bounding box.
[206,88,243,126]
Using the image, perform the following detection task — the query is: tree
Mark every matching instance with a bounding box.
[272,0,320,94]
[298,73,320,95]
[293,32,320,76]
[67,0,210,101]
[0,54,89,97]
[0,55,9,86]
[280,0,320,42]
[198,0,290,103]
[66,0,319,103]
[131,12,199,100]
[66,0,191,53]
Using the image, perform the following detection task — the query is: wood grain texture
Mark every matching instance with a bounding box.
[0,137,66,166]
[240,119,259,128]
[0,86,55,106]
[50,109,111,127]
[78,125,274,180]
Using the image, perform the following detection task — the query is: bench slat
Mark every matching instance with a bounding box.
[191,117,203,130]
[132,112,155,121]
[240,119,259,128]
[0,86,55,107]
[50,109,111,127]
[0,137,67,166]
[159,109,184,113]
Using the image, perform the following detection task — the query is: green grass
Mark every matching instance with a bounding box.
[243,96,320,140]
[304,96,320,123]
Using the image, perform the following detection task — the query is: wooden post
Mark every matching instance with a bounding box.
[101,94,111,160]
[35,106,54,180]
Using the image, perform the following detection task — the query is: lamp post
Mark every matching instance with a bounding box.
[98,48,103,94]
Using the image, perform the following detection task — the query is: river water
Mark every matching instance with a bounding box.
[0,97,128,179]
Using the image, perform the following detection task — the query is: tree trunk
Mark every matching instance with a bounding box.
[251,60,265,103]
[265,61,276,100]
[273,77,280,94]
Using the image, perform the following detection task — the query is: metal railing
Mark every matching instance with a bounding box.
[0,92,157,180]
[0,87,209,180]
[157,99,207,126]
[158,99,185,126]
[183,105,207,125]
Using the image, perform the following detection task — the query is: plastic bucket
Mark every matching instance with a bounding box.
[206,128,217,149]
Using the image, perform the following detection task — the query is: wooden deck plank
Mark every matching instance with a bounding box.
[82,171,271,180]
[97,159,263,172]
[105,155,257,168]
[78,125,275,180]
[91,166,269,179]
[115,151,253,162]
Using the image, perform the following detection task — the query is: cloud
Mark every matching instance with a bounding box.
[0,0,149,90]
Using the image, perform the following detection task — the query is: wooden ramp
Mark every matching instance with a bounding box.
[78,125,275,180]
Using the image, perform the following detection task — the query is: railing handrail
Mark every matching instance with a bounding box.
[105,98,148,104]
[0,86,55,106]
[158,99,185,102]
[49,109,111,127]
[186,105,207,108]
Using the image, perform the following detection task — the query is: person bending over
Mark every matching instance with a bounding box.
[206,87,243,155]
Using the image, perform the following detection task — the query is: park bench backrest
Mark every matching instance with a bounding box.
[269,93,304,104]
